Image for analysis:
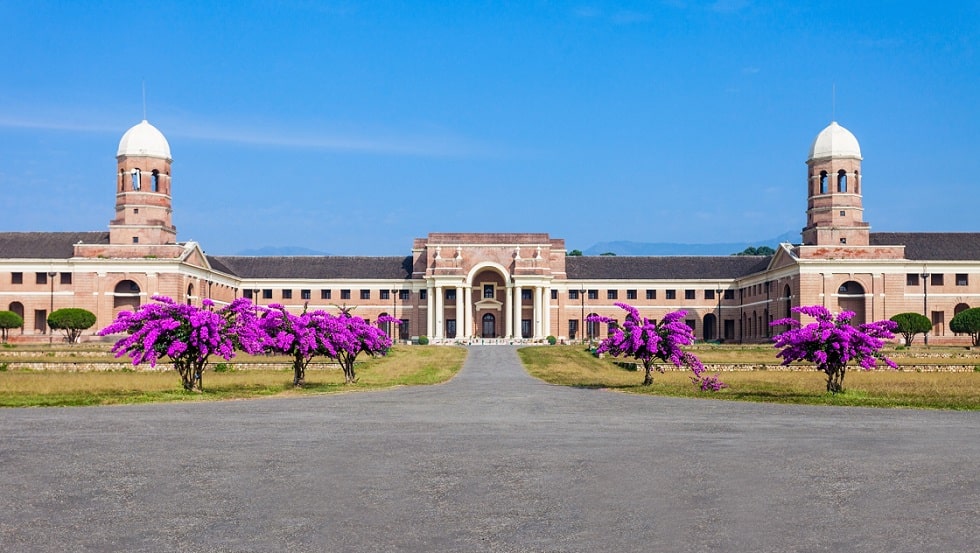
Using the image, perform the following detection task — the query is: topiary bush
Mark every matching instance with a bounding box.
[0,310,24,343]
[48,308,97,345]
[950,307,980,347]
[417,335,429,345]
[546,335,557,345]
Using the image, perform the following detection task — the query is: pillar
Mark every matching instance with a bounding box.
[534,286,543,339]
[505,286,514,338]
[426,282,435,338]
[455,285,464,339]
[434,285,444,339]
[513,285,523,339]
[543,286,551,338]
[464,286,473,339]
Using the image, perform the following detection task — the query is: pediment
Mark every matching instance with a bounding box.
[475,298,503,311]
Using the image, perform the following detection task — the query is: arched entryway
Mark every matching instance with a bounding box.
[837,280,866,325]
[482,313,496,338]
[113,280,142,314]
[703,313,717,341]
[7,302,24,336]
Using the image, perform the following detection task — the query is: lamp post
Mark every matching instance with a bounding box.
[921,268,930,345]
[390,289,398,341]
[253,288,261,307]
[48,271,56,344]
[716,286,723,343]
[580,284,586,344]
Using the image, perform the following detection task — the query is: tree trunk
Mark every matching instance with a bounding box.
[292,353,306,387]
[642,361,653,386]
[824,364,846,394]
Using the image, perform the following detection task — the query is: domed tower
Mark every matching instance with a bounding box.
[801,122,868,246]
[109,120,176,245]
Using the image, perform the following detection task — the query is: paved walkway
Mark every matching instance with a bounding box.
[1,346,978,552]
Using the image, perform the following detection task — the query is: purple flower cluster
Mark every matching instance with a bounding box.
[771,305,897,393]
[588,303,725,390]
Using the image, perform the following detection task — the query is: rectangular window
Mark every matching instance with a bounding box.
[36,272,47,285]
[281,289,292,299]
[341,289,351,300]
[399,290,410,300]
[419,289,427,300]
[607,290,618,300]
[521,319,532,338]
[956,274,968,286]
[445,289,456,301]
[686,319,697,332]
[60,272,72,285]
[705,290,715,300]
[380,290,390,300]
[301,289,311,300]
[931,274,944,286]
[685,290,696,300]
[11,272,22,285]
[35,309,47,333]
[906,274,919,286]
[568,319,578,340]
[665,289,676,300]
[360,290,371,300]
[551,289,558,300]
[568,290,579,300]
[244,289,254,299]
[521,289,532,300]
[132,236,139,244]
[723,290,735,300]
[484,284,495,299]
[399,319,409,341]
[587,289,598,300]
[626,289,637,300]
[646,289,656,300]
[446,319,457,339]
[321,289,332,300]
[262,289,273,299]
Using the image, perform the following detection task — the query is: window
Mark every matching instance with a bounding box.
[380,290,390,300]
[282,289,292,299]
[956,274,968,286]
[686,319,696,331]
[840,237,847,244]
[398,319,409,341]
[568,319,578,340]
[819,171,828,194]
[151,170,160,192]
[587,289,598,300]
[445,289,456,301]
[341,289,351,300]
[36,272,47,285]
[551,289,558,300]
[301,289,311,300]
[626,289,637,300]
[568,290,579,300]
[11,272,22,285]
[360,290,371,300]
[840,210,846,217]
[723,290,735,300]
[705,290,715,300]
[484,284,495,299]
[131,168,141,190]
[244,290,254,299]
[419,289,427,300]
[321,289,331,300]
[906,274,919,286]
[665,289,676,300]
[646,290,656,300]
[399,290,410,300]
[446,319,456,339]
[607,290,618,300]
[685,290,695,300]
[262,289,273,299]
[521,319,531,338]
[931,274,944,286]
[521,289,532,300]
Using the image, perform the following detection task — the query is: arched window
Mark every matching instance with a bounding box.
[151,170,160,192]
[853,170,860,193]
[955,303,970,316]
[783,284,792,319]
[187,284,195,305]
[482,313,496,338]
[837,170,847,192]
[131,168,141,190]
[819,171,828,194]
[119,170,126,192]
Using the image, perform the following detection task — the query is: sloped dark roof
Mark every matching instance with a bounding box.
[208,256,414,279]
[566,255,771,280]
[0,232,109,259]
[870,232,980,261]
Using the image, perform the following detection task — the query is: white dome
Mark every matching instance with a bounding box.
[808,121,861,161]
[117,120,171,160]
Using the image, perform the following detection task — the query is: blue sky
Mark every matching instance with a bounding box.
[1,1,977,255]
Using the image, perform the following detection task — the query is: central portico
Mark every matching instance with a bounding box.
[413,233,566,341]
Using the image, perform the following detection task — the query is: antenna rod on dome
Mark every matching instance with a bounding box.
[832,83,836,122]
[142,80,147,121]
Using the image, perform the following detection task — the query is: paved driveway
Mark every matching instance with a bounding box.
[1,346,977,552]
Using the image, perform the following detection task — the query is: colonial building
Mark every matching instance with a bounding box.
[1,120,978,344]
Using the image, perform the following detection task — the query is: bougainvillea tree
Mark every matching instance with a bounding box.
[323,309,398,384]
[256,304,342,386]
[587,303,725,390]
[771,305,897,394]
[99,296,263,391]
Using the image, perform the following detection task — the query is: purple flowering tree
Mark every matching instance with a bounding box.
[587,303,725,391]
[771,305,897,393]
[99,296,262,391]
[255,304,343,387]
[324,310,399,384]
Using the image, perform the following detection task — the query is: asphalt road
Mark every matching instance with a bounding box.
[1,346,978,552]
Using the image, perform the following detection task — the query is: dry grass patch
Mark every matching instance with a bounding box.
[519,345,980,410]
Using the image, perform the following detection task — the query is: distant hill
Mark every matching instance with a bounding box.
[582,231,798,256]
[233,246,331,256]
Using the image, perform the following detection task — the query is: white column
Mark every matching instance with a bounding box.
[534,286,543,339]
[505,286,514,338]
[426,283,435,338]
[543,286,551,338]
[434,285,444,339]
[513,285,523,339]
[455,285,463,339]
[464,286,473,339]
